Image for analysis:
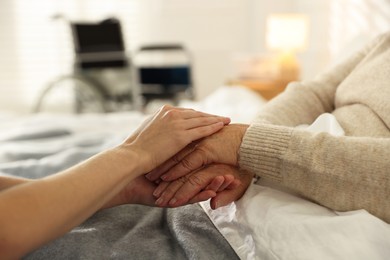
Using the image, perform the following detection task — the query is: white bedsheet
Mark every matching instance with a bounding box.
[200,113,390,260]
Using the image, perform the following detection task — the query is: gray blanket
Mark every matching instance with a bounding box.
[0,125,239,259]
[25,205,238,260]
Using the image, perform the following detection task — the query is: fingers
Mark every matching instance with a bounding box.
[178,175,236,206]
[204,176,225,192]
[168,108,230,123]
[225,179,241,190]
[155,172,205,207]
[185,121,227,142]
[128,105,231,174]
[184,116,230,130]
[156,175,243,208]
[188,190,217,204]
[209,189,240,210]
[154,167,225,207]
[213,175,235,192]
[160,150,209,182]
[152,171,225,199]
[161,109,229,143]
[155,168,237,208]
[157,105,230,124]
[154,175,233,208]
[152,181,170,197]
[146,143,196,181]
[210,174,253,209]
[153,163,253,210]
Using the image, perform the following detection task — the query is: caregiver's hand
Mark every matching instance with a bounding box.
[145,124,248,182]
[0,105,230,260]
[122,105,231,174]
[101,175,157,209]
[154,164,254,209]
[104,172,239,210]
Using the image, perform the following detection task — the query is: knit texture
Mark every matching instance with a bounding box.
[239,124,291,182]
[239,32,390,223]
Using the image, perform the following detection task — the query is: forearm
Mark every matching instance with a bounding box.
[0,105,231,259]
[239,123,390,223]
[0,174,31,191]
[252,80,336,126]
[253,34,385,127]
[0,146,141,259]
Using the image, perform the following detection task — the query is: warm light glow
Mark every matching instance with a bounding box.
[266,14,309,51]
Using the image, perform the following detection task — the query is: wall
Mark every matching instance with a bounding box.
[249,0,390,80]
[1,0,390,114]
[0,0,23,112]
[0,0,252,113]
[133,0,253,99]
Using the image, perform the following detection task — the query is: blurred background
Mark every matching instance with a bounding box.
[1,0,390,114]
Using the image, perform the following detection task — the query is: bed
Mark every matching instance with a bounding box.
[1,86,389,259]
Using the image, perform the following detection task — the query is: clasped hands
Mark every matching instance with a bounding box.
[145,124,254,209]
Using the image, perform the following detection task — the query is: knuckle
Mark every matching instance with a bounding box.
[163,187,174,195]
[195,148,209,164]
[178,175,189,184]
[164,108,179,118]
[161,104,172,112]
[188,175,204,188]
[172,153,181,164]
[181,157,195,171]
[163,184,178,196]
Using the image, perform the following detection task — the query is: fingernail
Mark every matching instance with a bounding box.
[153,189,161,197]
[155,198,164,206]
[161,174,168,181]
[169,198,177,206]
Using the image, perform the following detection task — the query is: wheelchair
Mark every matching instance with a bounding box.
[34,18,136,114]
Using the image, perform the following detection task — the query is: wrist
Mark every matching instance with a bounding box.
[114,143,151,175]
[0,176,33,192]
[232,124,249,165]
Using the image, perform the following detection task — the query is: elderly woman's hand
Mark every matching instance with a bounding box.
[145,124,248,182]
[153,164,254,209]
[102,167,242,209]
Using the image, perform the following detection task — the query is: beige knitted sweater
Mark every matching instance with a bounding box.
[239,32,390,223]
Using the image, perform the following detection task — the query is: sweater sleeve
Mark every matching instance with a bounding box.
[239,33,390,223]
[239,123,390,223]
[252,33,386,127]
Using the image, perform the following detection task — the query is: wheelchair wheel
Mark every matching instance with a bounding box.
[34,74,108,114]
